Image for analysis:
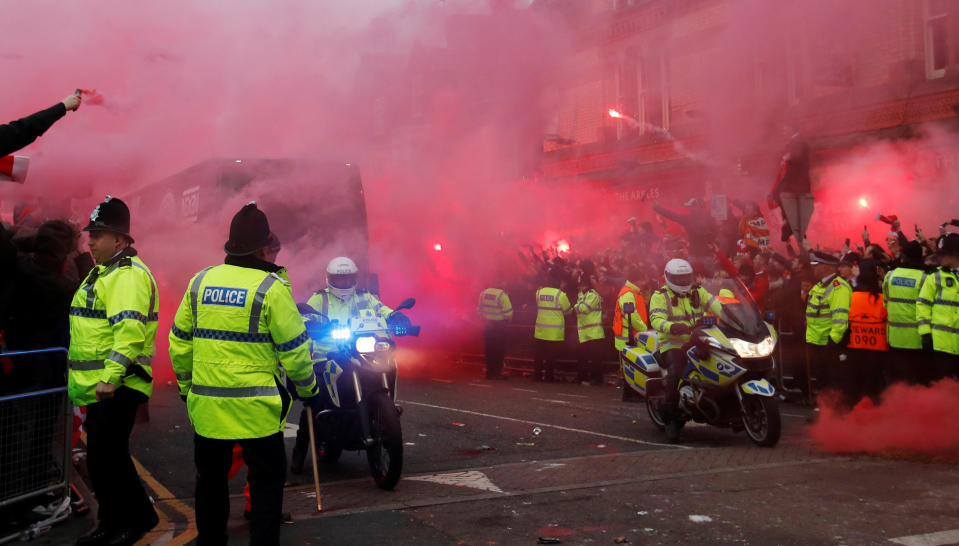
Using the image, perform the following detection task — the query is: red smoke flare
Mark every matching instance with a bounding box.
[809,380,959,462]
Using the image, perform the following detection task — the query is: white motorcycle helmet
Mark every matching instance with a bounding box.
[664,258,694,295]
[327,257,359,300]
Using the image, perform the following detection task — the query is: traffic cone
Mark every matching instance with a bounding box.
[0,155,28,183]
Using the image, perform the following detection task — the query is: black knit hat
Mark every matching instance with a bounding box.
[83,196,134,243]
[901,240,924,264]
[224,201,272,256]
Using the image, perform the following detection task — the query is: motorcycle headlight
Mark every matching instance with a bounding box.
[331,327,351,341]
[730,336,775,358]
[355,336,376,353]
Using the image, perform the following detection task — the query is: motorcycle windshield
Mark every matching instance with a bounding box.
[699,278,768,341]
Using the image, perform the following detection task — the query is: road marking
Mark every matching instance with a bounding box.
[430,378,453,383]
[556,393,588,399]
[467,383,492,388]
[889,529,959,546]
[532,397,570,405]
[400,400,691,449]
[406,470,504,493]
[782,413,808,419]
[512,388,537,393]
[131,457,198,545]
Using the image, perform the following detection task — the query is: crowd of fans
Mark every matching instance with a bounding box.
[490,197,958,405]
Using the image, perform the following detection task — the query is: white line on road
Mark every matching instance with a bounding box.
[889,529,959,546]
[400,400,692,450]
[556,393,588,399]
[782,413,808,419]
[430,378,453,383]
[467,383,492,388]
[512,388,538,393]
[532,397,570,405]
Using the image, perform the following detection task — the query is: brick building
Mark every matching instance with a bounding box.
[538,0,959,217]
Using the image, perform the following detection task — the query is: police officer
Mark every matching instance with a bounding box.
[533,268,572,382]
[288,257,394,473]
[169,202,319,546]
[612,268,648,353]
[574,265,606,385]
[882,241,930,384]
[477,277,513,380]
[648,259,721,443]
[917,233,959,381]
[69,196,159,546]
[805,252,855,405]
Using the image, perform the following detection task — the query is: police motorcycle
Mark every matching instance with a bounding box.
[298,298,420,490]
[620,278,781,447]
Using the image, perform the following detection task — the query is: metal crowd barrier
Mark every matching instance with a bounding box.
[0,347,73,544]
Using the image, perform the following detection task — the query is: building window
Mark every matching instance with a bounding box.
[925,0,950,79]
[616,49,640,139]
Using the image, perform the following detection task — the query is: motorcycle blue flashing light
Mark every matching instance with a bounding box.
[331,327,351,341]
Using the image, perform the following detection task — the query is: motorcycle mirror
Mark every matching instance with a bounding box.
[622,302,635,314]
[395,297,416,311]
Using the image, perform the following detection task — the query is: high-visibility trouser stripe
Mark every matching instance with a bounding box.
[291,373,318,387]
[886,298,916,304]
[934,298,959,307]
[577,323,603,331]
[535,323,565,329]
[69,359,105,371]
[832,320,848,325]
[931,324,959,334]
[887,321,919,328]
[176,372,192,382]
[190,385,280,398]
[831,308,849,315]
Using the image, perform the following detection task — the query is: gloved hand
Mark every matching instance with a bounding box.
[669,323,691,336]
[303,395,323,412]
[921,334,934,352]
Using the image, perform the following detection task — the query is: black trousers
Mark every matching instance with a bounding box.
[194,432,286,546]
[533,339,561,380]
[661,349,686,416]
[806,343,836,393]
[85,386,155,530]
[577,339,607,382]
[933,350,959,381]
[483,322,507,377]
[886,348,935,386]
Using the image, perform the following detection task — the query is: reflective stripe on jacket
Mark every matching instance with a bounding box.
[882,267,927,350]
[648,285,721,352]
[805,274,852,346]
[847,292,888,351]
[917,268,959,355]
[68,254,159,406]
[477,288,513,322]
[575,289,605,343]
[534,286,571,341]
[169,264,318,440]
[612,282,647,351]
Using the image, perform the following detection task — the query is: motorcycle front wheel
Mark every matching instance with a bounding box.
[645,396,666,431]
[741,395,781,447]
[365,391,404,490]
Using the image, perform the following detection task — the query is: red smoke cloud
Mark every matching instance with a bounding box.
[809,380,959,462]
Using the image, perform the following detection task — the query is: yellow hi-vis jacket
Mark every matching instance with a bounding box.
[882,266,928,350]
[68,252,159,406]
[534,286,571,341]
[478,288,513,322]
[917,268,959,355]
[805,274,852,346]
[574,289,605,343]
[169,264,318,440]
[613,281,648,351]
[648,285,721,352]
[306,288,394,357]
